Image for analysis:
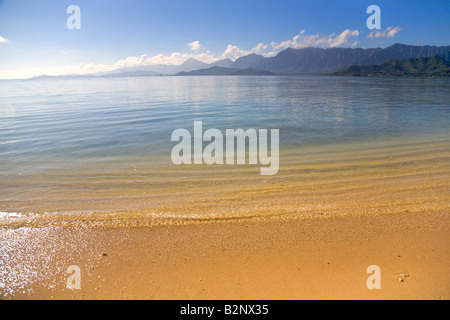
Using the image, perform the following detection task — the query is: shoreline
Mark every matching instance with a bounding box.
[1,135,448,228]
[1,135,448,300]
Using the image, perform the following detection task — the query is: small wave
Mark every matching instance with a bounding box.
[0,208,312,229]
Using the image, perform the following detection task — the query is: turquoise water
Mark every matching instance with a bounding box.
[1,76,449,170]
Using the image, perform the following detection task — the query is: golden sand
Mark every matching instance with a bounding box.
[4,210,449,300]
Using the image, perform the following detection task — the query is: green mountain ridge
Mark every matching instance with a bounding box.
[332,55,450,77]
[249,43,450,74]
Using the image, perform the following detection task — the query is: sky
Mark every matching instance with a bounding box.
[0,0,449,79]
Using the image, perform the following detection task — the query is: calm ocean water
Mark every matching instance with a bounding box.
[0,75,449,222]
[1,76,449,164]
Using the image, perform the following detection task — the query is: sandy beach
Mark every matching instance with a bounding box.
[4,209,448,300]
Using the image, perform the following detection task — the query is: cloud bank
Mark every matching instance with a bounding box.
[0,27,401,79]
[268,29,359,55]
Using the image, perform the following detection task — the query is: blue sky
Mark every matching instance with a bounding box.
[0,0,449,78]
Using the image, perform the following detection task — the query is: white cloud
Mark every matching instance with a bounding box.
[367,26,402,39]
[269,29,360,53]
[187,40,202,51]
[0,35,10,43]
[327,29,360,47]
[219,42,268,60]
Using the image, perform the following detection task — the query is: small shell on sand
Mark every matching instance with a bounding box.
[398,273,410,282]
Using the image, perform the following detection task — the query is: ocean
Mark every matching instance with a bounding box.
[0,75,449,227]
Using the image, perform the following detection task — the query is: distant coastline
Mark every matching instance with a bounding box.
[23,43,450,80]
[332,55,450,77]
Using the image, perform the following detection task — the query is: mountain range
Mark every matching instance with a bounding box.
[243,43,450,74]
[32,43,450,79]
